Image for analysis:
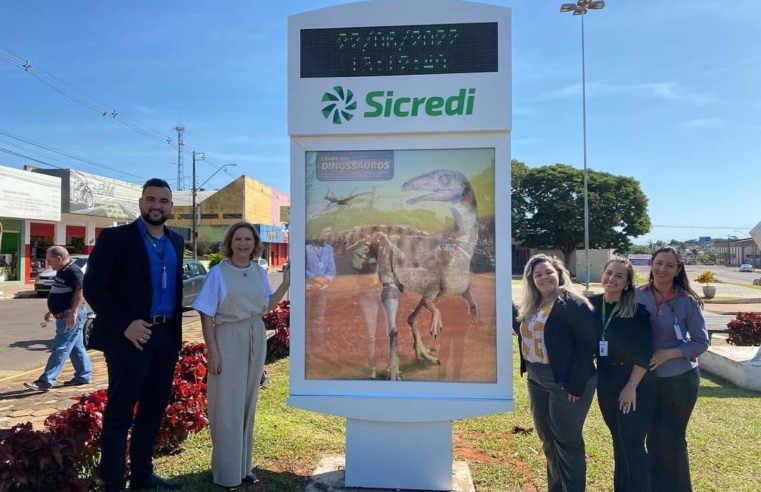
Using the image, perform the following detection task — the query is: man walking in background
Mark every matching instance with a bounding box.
[24,246,92,391]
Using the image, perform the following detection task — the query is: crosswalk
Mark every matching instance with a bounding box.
[704,314,735,343]
[704,314,734,329]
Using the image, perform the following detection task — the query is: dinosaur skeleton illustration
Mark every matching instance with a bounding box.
[320,169,479,380]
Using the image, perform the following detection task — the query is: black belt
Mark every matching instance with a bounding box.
[148,315,171,324]
[599,360,627,366]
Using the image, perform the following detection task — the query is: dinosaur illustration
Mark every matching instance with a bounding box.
[324,188,371,207]
[322,169,479,380]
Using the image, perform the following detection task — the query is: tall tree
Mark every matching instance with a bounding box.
[511,163,651,260]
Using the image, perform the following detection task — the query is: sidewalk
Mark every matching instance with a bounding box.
[0,319,204,431]
[2,278,758,431]
[0,282,37,300]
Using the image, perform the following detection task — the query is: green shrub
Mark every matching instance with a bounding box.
[207,252,224,269]
[695,270,716,285]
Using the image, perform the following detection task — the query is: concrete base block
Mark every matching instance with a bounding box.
[305,455,474,492]
[699,346,761,392]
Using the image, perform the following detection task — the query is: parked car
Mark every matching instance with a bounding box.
[35,255,89,296]
[182,259,208,307]
[256,258,269,273]
[739,263,755,273]
[37,255,207,307]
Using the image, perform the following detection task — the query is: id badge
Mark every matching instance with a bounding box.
[673,323,684,341]
[317,259,324,269]
[599,340,609,357]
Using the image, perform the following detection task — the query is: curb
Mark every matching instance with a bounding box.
[704,298,761,305]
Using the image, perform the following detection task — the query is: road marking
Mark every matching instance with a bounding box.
[0,319,202,384]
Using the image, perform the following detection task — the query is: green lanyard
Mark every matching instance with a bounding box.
[654,286,680,314]
[145,233,167,289]
[601,301,620,341]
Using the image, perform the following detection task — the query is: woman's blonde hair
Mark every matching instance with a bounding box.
[517,254,591,322]
[219,221,263,259]
[601,256,638,318]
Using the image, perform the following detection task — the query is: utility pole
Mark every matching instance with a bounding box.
[191,151,205,260]
[175,124,185,190]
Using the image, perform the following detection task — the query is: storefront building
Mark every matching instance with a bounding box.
[28,168,141,278]
[169,175,290,268]
[0,166,61,285]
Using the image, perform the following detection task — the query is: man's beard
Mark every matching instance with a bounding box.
[141,210,167,226]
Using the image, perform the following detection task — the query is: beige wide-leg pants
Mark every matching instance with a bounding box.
[207,317,266,487]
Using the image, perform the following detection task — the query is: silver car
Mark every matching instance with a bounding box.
[35,255,89,296]
[182,259,208,307]
[739,263,755,273]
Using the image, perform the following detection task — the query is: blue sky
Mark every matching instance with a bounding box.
[1,0,758,242]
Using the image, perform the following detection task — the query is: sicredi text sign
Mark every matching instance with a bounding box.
[288,1,511,488]
[288,1,511,135]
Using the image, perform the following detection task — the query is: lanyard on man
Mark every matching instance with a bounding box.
[145,233,167,289]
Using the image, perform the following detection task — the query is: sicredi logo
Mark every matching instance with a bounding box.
[321,86,476,125]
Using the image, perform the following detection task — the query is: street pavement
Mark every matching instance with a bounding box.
[0,271,758,431]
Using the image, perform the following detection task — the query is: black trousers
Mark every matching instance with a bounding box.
[597,364,656,492]
[100,324,179,491]
[526,362,596,492]
[649,368,700,492]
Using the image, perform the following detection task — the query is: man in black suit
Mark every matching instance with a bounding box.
[84,178,184,492]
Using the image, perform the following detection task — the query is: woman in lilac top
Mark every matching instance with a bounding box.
[635,246,709,492]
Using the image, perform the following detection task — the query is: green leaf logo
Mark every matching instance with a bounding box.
[321,86,357,124]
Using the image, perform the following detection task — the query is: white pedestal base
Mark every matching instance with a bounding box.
[345,418,452,490]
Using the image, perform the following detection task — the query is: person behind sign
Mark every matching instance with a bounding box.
[514,254,596,492]
[192,221,290,489]
[635,246,708,492]
[305,228,336,358]
[84,178,184,492]
[590,256,655,492]
[24,246,92,391]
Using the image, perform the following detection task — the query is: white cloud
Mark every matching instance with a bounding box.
[683,118,726,129]
[540,80,719,106]
[132,104,156,115]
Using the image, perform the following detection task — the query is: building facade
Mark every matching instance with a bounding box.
[0,165,290,287]
[168,175,290,269]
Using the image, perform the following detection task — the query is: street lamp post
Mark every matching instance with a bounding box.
[561,0,605,293]
[191,157,237,259]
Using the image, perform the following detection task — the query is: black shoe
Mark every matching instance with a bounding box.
[62,377,90,386]
[129,473,181,490]
[23,380,52,391]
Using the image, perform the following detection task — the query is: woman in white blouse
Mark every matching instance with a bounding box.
[192,221,290,490]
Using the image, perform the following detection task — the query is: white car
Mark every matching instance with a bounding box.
[256,258,269,273]
[739,264,755,273]
[35,254,89,296]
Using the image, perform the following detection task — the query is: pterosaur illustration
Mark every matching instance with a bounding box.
[324,188,370,207]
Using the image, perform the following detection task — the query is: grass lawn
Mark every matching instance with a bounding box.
[152,347,761,491]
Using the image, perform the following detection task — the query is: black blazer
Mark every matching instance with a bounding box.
[83,221,184,351]
[514,290,597,397]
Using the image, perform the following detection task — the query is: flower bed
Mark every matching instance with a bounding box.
[727,312,761,346]
[0,342,209,491]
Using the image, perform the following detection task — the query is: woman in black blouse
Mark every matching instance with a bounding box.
[590,256,655,492]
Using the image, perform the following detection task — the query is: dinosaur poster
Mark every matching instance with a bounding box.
[304,148,497,382]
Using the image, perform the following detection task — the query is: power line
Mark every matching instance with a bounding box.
[0,46,244,192]
[0,47,174,147]
[0,128,147,181]
[0,147,65,169]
